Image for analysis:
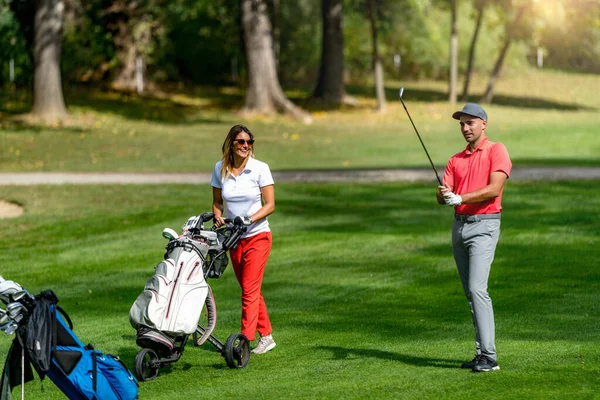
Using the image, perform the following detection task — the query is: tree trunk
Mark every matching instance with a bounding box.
[31,0,68,122]
[448,0,458,104]
[241,0,312,123]
[269,0,280,72]
[312,0,345,106]
[462,0,485,101]
[112,20,151,92]
[368,0,386,113]
[480,5,526,104]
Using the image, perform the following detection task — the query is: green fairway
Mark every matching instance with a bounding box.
[0,182,598,399]
[1,69,600,172]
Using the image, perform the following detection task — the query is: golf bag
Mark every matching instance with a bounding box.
[46,304,139,400]
[0,283,138,400]
[129,213,251,381]
[129,225,220,357]
[129,236,211,337]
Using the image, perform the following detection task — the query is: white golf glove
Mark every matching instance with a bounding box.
[241,215,253,226]
[443,192,463,206]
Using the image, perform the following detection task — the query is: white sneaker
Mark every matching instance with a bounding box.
[252,334,276,354]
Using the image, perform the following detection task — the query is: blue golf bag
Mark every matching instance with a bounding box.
[0,288,138,400]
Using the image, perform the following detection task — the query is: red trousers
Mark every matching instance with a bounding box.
[229,231,272,341]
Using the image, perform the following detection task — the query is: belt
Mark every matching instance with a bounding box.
[454,213,501,223]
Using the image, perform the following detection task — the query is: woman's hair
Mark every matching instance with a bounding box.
[220,124,255,179]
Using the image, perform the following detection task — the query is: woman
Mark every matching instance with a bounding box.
[210,124,276,354]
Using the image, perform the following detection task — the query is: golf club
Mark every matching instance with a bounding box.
[4,322,18,335]
[0,319,17,333]
[398,87,443,186]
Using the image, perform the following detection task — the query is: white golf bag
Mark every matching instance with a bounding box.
[129,213,250,378]
[129,236,212,336]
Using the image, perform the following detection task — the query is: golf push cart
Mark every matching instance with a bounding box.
[129,212,251,381]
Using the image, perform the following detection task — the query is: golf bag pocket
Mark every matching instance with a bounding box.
[95,353,139,400]
[52,347,138,400]
[48,310,138,400]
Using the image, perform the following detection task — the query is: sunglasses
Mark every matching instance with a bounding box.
[233,139,255,145]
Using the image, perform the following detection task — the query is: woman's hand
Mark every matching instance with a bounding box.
[213,215,225,228]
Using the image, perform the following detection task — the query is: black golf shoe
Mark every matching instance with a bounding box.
[460,355,482,369]
[472,356,500,372]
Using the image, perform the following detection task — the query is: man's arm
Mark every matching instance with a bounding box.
[459,171,508,204]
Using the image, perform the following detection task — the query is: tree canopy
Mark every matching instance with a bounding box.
[1,0,599,100]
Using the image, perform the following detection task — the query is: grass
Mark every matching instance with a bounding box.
[0,182,598,399]
[1,68,600,172]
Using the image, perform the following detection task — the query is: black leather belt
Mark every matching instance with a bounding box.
[454,213,501,223]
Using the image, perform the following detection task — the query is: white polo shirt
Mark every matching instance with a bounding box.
[210,157,274,238]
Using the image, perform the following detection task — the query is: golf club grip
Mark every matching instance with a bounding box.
[222,229,243,250]
[200,212,215,222]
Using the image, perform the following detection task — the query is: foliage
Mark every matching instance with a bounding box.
[277,1,321,87]
[61,1,116,83]
[160,0,242,84]
[536,0,600,73]
[1,0,599,89]
[0,0,31,86]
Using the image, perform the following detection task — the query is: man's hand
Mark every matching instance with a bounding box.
[443,192,463,206]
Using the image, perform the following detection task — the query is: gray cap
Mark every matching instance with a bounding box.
[452,103,487,121]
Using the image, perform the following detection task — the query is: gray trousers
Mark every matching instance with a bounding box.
[452,218,500,361]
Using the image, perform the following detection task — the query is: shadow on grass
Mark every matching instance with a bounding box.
[0,85,242,127]
[66,86,237,124]
[2,82,595,129]
[317,346,461,369]
[344,85,596,112]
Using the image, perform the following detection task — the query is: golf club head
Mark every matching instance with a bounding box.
[9,290,29,303]
[7,303,25,319]
[0,319,15,331]
[0,280,23,305]
[3,322,18,335]
[0,310,7,324]
[399,87,404,99]
[162,228,178,240]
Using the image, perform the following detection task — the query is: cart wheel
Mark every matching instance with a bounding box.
[224,333,250,369]
[135,348,160,381]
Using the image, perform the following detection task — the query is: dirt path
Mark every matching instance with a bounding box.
[0,166,599,185]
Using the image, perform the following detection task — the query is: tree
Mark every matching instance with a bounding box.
[241,0,312,123]
[462,0,486,101]
[102,1,160,92]
[31,0,68,122]
[311,0,345,106]
[448,0,458,103]
[480,0,529,104]
[366,0,386,112]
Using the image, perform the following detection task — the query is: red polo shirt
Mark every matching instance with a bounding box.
[443,136,512,215]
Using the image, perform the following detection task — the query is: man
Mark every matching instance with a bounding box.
[437,103,512,372]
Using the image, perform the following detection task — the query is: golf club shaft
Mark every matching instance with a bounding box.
[398,89,443,186]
